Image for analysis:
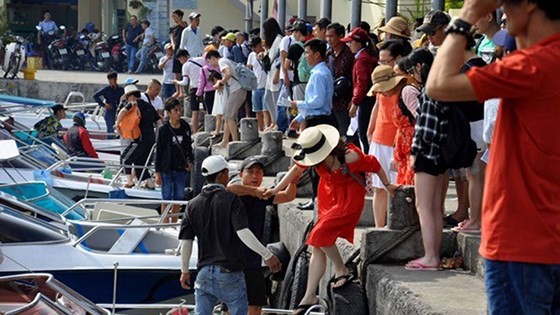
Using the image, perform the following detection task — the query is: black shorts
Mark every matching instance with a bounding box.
[189,88,200,111]
[414,155,448,176]
[244,268,267,306]
[172,57,182,74]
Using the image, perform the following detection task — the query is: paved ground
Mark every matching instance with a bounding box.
[34,69,159,85]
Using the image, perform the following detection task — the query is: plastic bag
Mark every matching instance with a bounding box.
[276,84,292,107]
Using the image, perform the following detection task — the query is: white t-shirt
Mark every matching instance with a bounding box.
[247,52,266,89]
[184,57,205,89]
[265,35,283,92]
[159,55,175,84]
[219,58,242,93]
[279,35,295,81]
[142,27,154,46]
[141,93,163,112]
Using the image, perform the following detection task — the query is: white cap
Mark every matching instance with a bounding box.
[201,155,237,176]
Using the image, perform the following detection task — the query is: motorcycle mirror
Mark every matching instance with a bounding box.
[35,25,41,31]
[60,25,66,30]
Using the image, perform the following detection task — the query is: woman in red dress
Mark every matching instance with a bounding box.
[268,125,397,314]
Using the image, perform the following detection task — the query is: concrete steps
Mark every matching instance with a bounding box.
[366,265,487,315]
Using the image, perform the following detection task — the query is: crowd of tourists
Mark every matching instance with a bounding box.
[17,0,559,314]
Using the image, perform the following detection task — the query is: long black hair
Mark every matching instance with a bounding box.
[408,48,434,84]
[262,17,284,49]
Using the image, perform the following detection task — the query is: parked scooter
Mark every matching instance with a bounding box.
[67,30,89,70]
[146,41,164,74]
[89,32,111,72]
[36,24,65,69]
[107,34,127,73]
[1,34,26,79]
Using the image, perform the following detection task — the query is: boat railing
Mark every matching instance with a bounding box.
[71,221,182,251]
[95,303,326,315]
[64,198,189,222]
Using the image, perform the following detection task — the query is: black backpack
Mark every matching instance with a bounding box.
[440,105,477,169]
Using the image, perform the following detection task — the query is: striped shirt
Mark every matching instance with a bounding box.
[411,90,448,163]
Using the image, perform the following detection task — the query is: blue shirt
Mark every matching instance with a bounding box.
[295,61,333,122]
[39,20,58,33]
[93,85,125,113]
[125,24,144,47]
[231,45,246,64]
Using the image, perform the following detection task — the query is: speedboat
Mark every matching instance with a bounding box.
[0,204,197,304]
[0,139,161,201]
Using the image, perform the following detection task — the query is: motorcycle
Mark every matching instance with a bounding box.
[67,31,89,70]
[89,32,111,72]
[36,25,66,69]
[1,34,26,79]
[146,41,164,74]
[107,34,127,73]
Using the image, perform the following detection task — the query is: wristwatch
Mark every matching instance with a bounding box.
[445,17,477,50]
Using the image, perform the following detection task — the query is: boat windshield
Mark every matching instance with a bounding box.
[0,206,66,244]
[0,274,109,315]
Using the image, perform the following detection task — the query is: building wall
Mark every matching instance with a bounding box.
[77,0,101,32]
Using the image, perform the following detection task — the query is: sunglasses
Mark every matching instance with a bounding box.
[428,25,444,36]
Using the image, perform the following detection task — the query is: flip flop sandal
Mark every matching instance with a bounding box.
[443,215,462,227]
[330,274,354,289]
[404,261,439,271]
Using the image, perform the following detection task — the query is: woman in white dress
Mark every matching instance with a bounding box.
[262,18,284,131]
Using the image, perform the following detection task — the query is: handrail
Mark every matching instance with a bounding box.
[71,222,181,249]
[61,198,190,218]
[135,143,157,189]
[95,304,325,314]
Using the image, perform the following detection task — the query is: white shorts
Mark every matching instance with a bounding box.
[470,120,486,151]
[368,141,397,189]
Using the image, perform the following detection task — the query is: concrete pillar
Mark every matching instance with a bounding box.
[245,0,254,32]
[240,118,259,142]
[351,0,361,29]
[320,0,332,20]
[261,0,269,32]
[385,0,398,22]
[278,0,287,30]
[432,0,445,11]
[298,0,307,19]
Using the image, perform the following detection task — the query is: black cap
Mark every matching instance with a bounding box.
[416,10,451,34]
[51,104,67,113]
[292,20,308,34]
[240,156,265,171]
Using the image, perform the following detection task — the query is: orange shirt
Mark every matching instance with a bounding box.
[467,33,560,264]
[372,93,398,146]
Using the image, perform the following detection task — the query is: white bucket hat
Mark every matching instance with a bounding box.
[124,84,141,96]
[291,124,340,166]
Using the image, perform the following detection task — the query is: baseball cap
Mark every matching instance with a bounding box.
[124,77,139,85]
[492,29,517,52]
[188,12,201,21]
[416,10,451,34]
[221,32,237,42]
[341,27,370,43]
[51,104,68,113]
[292,20,307,34]
[201,155,238,176]
[240,156,266,171]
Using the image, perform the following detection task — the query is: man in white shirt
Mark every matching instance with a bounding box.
[246,37,268,131]
[175,49,205,133]
[180,12,204,58]
[158,43,176,100]
[135,20,155,73]
[141,79,164,118]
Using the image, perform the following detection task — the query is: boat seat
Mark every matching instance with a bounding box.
[92,202,159,221]
[108,218,150,254]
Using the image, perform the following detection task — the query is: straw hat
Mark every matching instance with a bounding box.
[367,65,407,96]
[124,84,141,96]
[379,16,411,39]
[291,124,340,166]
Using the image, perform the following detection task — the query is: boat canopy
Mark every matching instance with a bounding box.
[0,94,57,107]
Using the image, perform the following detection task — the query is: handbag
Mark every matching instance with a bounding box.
[333,76,352,99]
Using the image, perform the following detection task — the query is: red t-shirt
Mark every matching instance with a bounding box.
[466,33,560,264]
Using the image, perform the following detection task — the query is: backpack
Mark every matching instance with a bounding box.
[440,105,477,169]
[119,103,141,140]
[232,62,258,91]
[295,42,312,83]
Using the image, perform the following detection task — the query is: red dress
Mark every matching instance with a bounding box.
[305,144,381,247]
[392,90,417,185]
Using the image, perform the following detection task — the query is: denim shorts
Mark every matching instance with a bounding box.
[485,259,560,315]
[252,88,266,112]
[195,265,248,315]
[161,170,186,201]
